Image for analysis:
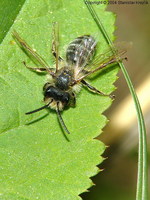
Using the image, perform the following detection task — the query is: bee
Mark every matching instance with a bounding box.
[12,23,126,134]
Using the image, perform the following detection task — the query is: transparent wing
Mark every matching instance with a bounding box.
[86,42,131,71]
[73,42,131,82]
[76,36,96,68]
[66,35,97,79]
[67,36,97,67]
[12,30,51,71]
[52,22,60,72]
[75,42,130,80]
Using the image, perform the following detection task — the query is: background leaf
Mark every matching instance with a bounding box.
[0,0,117,199]
[0,0,25,43]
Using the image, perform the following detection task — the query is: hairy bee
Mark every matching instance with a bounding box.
[12,23,126,134]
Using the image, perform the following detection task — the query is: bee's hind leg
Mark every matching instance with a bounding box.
[23,61,54,73]
[81,80,115,99]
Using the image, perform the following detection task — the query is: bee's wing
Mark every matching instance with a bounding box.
[52,22,60,72]
[86,52,121,73]
[66,35,97,79]
[75,37,97,68]
[66,35,96,68]
[12,30,50,71]
[75,42,130,81]
[86,42,130,70]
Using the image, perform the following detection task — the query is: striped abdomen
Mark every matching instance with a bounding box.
[66,35,97,67]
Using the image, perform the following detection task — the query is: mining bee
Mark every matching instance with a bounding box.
[12,23,126,134]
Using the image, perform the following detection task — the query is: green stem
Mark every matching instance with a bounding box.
[84,1,148,199]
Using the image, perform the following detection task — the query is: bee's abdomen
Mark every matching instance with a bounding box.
[66,35,96,67]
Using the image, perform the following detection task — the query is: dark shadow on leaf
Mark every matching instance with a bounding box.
[25,110,70,142]
[25,113,49,125]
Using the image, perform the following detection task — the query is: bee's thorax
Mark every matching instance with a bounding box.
[54,67,73,90]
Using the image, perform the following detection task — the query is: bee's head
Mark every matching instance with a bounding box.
[44,85,71,110]
[26,85,72,134]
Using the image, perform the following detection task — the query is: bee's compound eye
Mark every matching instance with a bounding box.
[63,92,70,105]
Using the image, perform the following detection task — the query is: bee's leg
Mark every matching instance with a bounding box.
[23,61,54,73]
[81,80,115,99]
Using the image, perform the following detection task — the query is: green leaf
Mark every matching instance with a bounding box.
[0,0,117,199]
[0,0,26,43]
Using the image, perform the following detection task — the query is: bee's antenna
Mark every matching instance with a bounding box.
[25,101,52,115]
[56,102,71,134]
